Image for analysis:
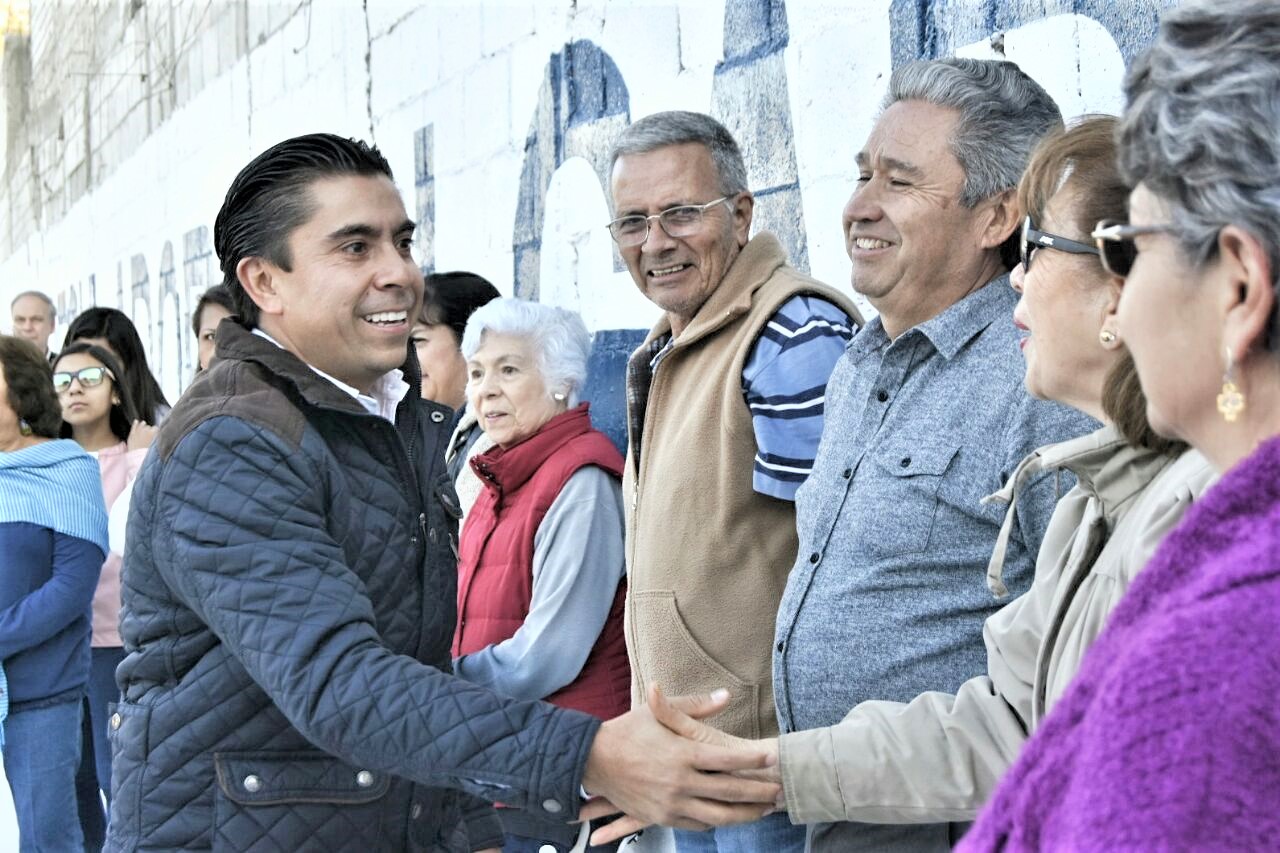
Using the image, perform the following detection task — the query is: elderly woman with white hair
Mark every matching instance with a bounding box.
[451,297,629,853]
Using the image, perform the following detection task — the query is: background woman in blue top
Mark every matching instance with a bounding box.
[0,335,108,853]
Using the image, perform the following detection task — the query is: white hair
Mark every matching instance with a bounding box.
[460,297,591,406]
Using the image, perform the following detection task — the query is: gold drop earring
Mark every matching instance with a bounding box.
[1216,346,1246,423]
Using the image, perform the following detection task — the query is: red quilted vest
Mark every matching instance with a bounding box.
[453,404,630,720]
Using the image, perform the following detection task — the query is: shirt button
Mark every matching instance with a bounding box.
[900,457,911,468]
[876,389,889,402]
[542,799,563,814]
[539,846,558,853]
[356,770,375,787]
[110,712,122,731]
[410,803,423,820]
[808,552,820,564]
[243,774,262,793]
[776,641,784,653]
[842,468,852,479]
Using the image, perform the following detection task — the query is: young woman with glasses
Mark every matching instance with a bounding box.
[52,342,156,849]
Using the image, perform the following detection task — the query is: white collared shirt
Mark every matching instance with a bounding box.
[252,328,410,424]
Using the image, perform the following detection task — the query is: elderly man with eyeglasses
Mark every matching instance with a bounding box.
[607,110,861,853]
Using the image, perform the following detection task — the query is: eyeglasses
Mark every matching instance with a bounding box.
[52,366,114,394]
[1021,215,1099,272]
[1091,220,1177,278]
[606,196,732,247]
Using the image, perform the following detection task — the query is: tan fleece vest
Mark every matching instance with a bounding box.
[623,233,861,738]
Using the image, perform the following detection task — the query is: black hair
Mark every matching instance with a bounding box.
[53,342,140,443]
[64,307,169,425]
[191,283,236,338]
[0,335,61,438]
[420,271,502,342]
[213,133,395,329]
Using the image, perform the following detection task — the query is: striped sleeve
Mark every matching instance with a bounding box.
[742,295,855,501]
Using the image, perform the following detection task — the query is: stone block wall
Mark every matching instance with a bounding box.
[1,0,1176,402]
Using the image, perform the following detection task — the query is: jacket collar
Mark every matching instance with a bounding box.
[215,320,422,418]
[981,424,1177,596]
[471,404,594,494]
[639,232,788,352]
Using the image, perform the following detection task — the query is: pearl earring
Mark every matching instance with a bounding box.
[1099,329,1116,345]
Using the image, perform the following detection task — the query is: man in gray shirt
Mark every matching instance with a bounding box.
[772,59,1098,851]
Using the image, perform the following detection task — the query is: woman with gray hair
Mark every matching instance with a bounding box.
[961,1,1280,849]
[451,298,629,852]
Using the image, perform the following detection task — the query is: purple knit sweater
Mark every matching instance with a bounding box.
[961,435,1280,851]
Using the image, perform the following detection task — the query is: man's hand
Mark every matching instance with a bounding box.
[579,685,781,844]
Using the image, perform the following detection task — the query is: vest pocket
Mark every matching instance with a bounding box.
[212,750,390,851]
[630,590,761,739]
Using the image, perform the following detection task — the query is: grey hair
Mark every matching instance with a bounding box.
[460,297,590,406]
[885,58,1063,208]
[10,290,55,319]
[1118,0,1280,352]
[608,110,749,198]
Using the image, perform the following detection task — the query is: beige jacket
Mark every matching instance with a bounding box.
[624,233,860,739]
[780,425,1216,824]
[444,408,495,527]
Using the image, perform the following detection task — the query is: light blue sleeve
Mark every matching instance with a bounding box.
[452,467,626,700]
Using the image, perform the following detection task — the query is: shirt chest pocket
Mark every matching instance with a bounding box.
[866,441,960,556]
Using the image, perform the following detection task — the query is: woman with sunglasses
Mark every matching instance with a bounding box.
[0,335,108,852]
[587,115,1218,848]
[963,3,1280,849]
[51,342,156,849]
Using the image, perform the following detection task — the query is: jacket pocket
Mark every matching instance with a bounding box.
[629,590,760,739]
[869,442,959,556]
[211,751,390,852]
[106,700,150,843]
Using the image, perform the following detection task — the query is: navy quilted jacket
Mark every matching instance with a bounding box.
[105,324,600,852]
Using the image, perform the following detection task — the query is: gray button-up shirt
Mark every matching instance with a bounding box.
[774,278,1098,738]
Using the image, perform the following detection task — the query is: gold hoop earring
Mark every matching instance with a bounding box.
[1217,347,1246,423]
[1099,330,1116,345]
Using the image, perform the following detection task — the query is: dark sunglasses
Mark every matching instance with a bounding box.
[1091,220,1177,278]
[1020,215,1099,272]
[52,366,114,394]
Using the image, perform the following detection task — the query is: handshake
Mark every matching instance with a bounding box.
[577,686,786,846]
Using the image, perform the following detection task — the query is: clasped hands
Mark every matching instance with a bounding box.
[578,685,785,846]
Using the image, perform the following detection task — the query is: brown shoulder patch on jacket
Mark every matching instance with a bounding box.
[154,360,308,461]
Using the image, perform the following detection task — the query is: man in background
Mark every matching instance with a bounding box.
[10,290,57,363]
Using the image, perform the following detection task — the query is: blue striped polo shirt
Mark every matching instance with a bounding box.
[742,294,856,500]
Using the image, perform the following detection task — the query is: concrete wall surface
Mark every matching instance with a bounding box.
[0,0,1175,404]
